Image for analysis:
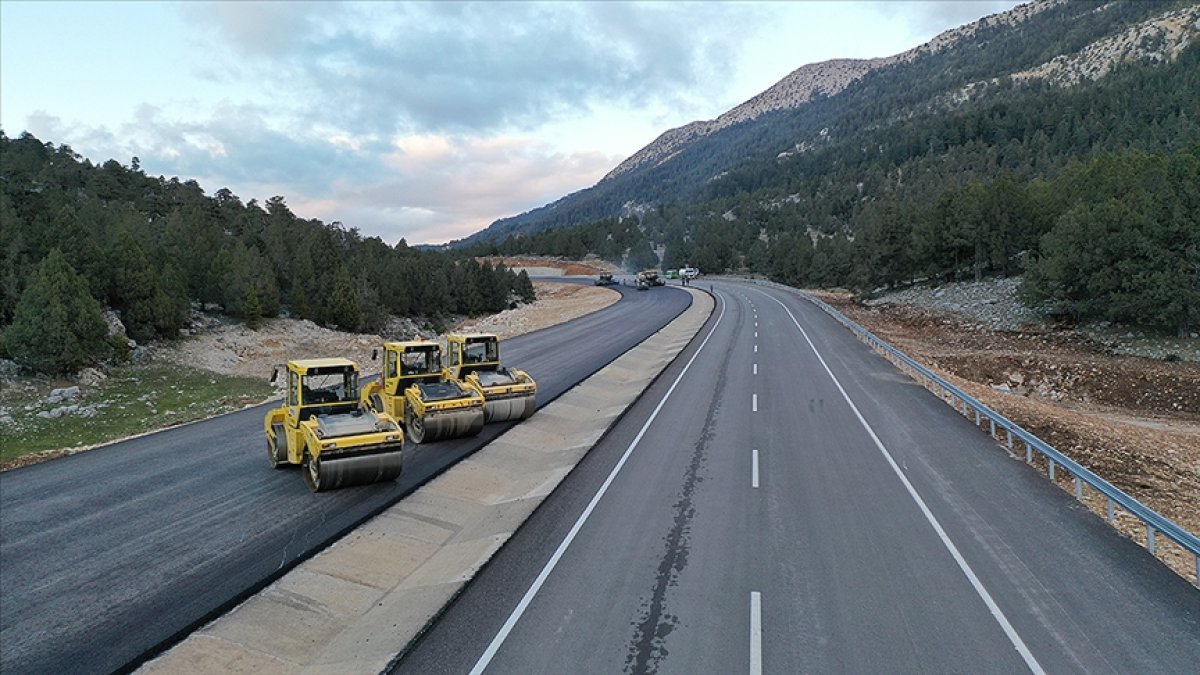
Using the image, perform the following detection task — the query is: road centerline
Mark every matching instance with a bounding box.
[752,450,760,488]
[750,591,763,675]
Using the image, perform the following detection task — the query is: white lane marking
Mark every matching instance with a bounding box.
[752,449,760,488]
[764,294,1046,675]
[754,344,758,353]
[750,591,763,675]
[754,331,758,338]
[752,394,758,412]
[469,294,729,675]
[753,363,758,376]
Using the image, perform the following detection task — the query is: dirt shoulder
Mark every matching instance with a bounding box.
[1,282,619,471]
[156,281,618,380]
[813,288,1200,583]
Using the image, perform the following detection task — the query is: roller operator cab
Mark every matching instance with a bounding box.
[264,358,404,492]
[444,334,538,423]
[360,341,485,444]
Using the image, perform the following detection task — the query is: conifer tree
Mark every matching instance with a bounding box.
[5,250,109,374]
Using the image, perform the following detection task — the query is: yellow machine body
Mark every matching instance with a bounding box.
[264,358,404,491]
[360,341,485,444]
[443,333,537,423]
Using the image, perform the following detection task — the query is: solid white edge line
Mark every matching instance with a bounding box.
[762,292,1046,675]
[750,591,763,675]
[752,449,760,489]
[468,292,728,675]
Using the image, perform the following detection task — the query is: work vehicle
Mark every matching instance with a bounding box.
[444,333,537,422]
[637,270,665,287]
[680,267,700,279]
[595,273,616,286]
[665,269,679,280]
[361,341,485,443]
[264,358,404,492]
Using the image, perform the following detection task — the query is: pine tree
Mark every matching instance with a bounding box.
[5,250,109,374]
[514,269,536,304]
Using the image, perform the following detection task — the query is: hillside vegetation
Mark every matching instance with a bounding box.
[462,0,1200,334]
[0,133,536,374]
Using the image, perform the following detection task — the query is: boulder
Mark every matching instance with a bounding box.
[77,368,107,387]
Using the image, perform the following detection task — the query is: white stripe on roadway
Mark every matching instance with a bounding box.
[469,294,728,675]
[750,591,763,675]
[752,449,760,488]
[753,363,758,376]
[754,345,758,353]
[752,394,758,412]
[764,293,1046,675]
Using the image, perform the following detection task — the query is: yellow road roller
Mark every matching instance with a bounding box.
[444,333,537,423]
[361,341,485,444]
[264,358,404,492]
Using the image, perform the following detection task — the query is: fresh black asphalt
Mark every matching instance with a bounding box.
[0,279,690,675]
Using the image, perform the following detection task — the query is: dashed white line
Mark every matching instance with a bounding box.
[754,331,758,338]
[753,363,757,376]
[764,293,1046,675]
[754,344,758,353]
[752,449,760,488]
[750,591,763,675]
[752,394,758,412]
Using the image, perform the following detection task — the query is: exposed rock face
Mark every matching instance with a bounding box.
[602,0,1065,182]
[1011,4,1200,86]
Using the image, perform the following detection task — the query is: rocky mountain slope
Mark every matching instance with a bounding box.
[603,0,1066,182]
[457,0,1195,247]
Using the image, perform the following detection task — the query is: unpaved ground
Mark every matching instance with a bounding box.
[1,282,618,470]
[816,290,1200,583]
[476,255,621,277]
[159,281,618,384]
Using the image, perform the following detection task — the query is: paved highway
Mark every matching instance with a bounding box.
[0,280,690,675]
[397,279,1200,674]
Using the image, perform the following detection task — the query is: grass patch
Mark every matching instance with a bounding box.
[1,363,274,464]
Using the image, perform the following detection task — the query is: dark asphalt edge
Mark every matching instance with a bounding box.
[383,288,716,674]
[114,287,692,675]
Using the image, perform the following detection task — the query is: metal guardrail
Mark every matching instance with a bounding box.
[746,278,1200,585]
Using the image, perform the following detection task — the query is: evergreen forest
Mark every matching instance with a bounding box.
[0,132,536,374]
[465,11,1200,337]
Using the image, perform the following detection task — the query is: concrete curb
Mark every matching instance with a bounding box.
[138,288,714,675]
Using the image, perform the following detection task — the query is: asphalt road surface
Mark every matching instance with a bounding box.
[0,279,691,675]
[396,279,1200,675]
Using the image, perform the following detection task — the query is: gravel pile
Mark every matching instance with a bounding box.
[866,277,1044,332]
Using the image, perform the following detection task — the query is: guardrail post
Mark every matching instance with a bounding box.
[1025,442,1032,464]
[1049,459,1056,481]
[1147,526,1157,555]
[975,409,981,426]
[989,419,996,439]
[1006,430,1013,449]
[1106,498,1115,523]
[1074,476,1082,499]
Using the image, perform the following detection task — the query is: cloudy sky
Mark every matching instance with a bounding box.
[1,1,1020,245]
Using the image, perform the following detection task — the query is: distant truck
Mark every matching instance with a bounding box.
[594,273,616,286]
[680,267,699,280]
[638,270,666,287]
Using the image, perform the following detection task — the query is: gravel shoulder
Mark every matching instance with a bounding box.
[817,279,1200,583]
